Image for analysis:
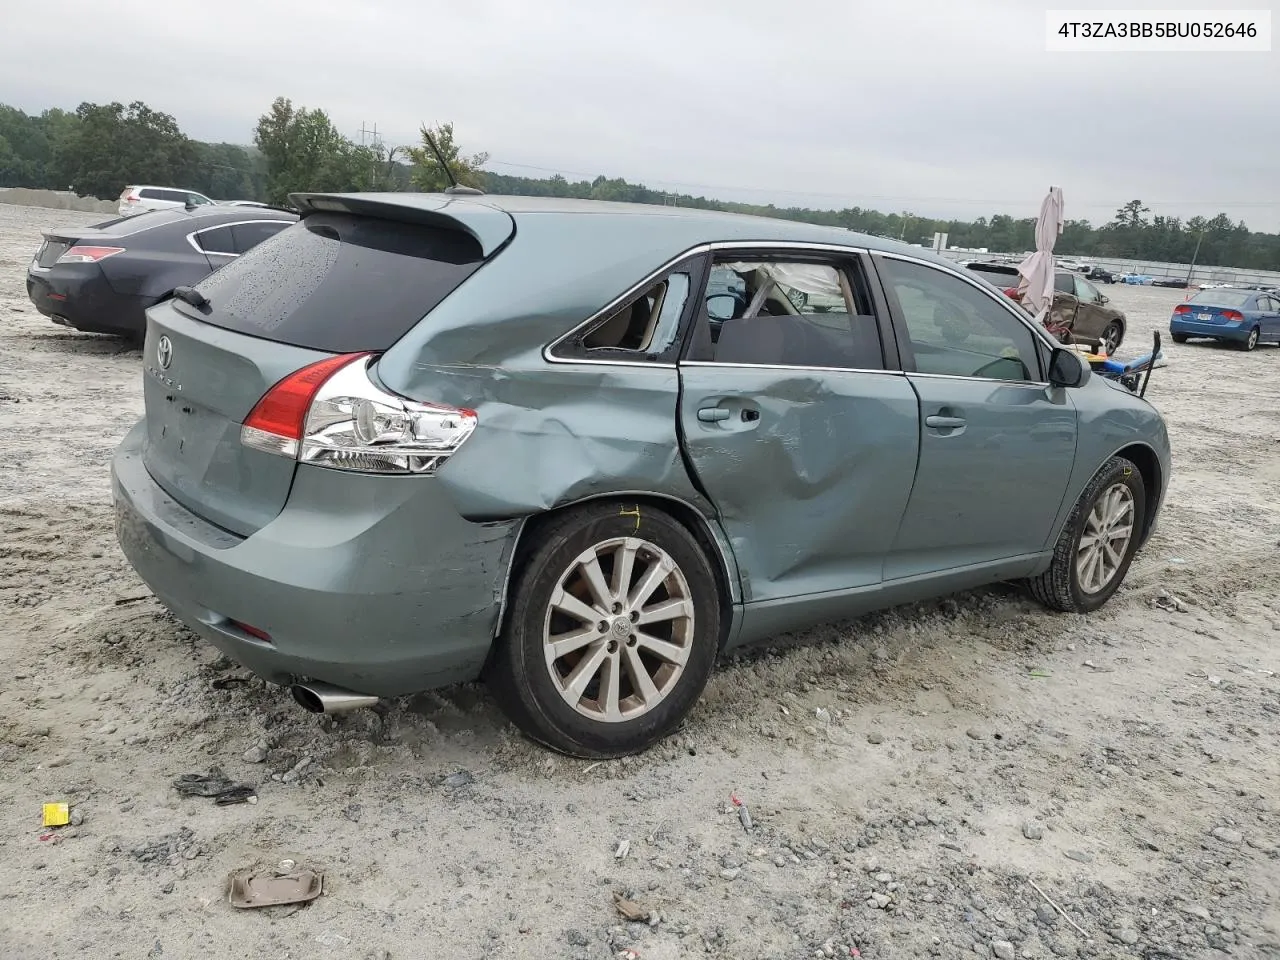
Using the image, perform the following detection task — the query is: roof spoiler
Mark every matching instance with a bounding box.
[288,193,514,258]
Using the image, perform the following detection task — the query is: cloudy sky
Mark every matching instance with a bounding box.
[2,0,1277,229]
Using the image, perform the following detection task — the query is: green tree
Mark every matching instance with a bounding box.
[54,101,195,199]
[1111,199,1151,227]
[253,97,378,204]
[188,142,267,201]
[404,122,488,192]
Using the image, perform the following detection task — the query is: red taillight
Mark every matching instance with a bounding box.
[241,352,479,474]
[56,245,126,264]
[1173,305,1190,314]
[242,353,371,455]
[228,620,272,643]
[126,196,139,203]
[1222,309,1244,321]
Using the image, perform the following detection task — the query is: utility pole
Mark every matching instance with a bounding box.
[358,121,379,147]
[1185,228,1205,285]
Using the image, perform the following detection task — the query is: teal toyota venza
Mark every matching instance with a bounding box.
[112,194,1171,757]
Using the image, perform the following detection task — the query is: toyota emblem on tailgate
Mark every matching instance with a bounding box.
[156,336,173,370]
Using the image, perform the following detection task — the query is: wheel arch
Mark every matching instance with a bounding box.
[491,491,740,653]
[1113,442,1163,545]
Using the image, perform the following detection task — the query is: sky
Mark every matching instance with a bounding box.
[2,0,1277,230]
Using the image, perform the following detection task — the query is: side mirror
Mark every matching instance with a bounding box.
[706,294,737,321]
[1099,294,1109,304]
[1048,347,1086,388]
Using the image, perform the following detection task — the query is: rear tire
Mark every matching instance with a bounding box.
[1026,456,1146,614]
[1171,333,1189,344]
[488,502,721,758]
[1240,327,1260,351]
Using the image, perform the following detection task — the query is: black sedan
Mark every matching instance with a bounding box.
[25,205,296,339]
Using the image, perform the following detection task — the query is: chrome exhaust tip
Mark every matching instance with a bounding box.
[290,681,379,715]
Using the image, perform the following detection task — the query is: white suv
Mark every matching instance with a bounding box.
[118,185,217,217]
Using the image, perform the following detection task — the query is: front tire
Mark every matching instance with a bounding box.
[1026,457,1146,613]
[489,502,721,758]
[1100,321,1124,356]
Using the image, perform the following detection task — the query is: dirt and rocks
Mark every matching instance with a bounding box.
[0,202,1277,959]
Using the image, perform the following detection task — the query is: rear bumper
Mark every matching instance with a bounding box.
[1169,318,1251,340]
[26,266,148,335]
[111,420,522,697]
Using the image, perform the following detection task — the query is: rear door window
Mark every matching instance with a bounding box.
[1054,272,1075,294]
[230,219,292,254]
[189,213,487,353]
[193,225,236,256]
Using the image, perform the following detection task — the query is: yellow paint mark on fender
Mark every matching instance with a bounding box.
[620,505,641,533]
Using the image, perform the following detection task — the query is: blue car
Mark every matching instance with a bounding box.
[1170,289,1280,351]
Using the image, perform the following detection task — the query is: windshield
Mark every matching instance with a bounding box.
[967,265,1017,287]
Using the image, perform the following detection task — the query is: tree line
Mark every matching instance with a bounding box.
[1,99,1275,270]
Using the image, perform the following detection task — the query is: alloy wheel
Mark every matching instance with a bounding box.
[1076,483,1135,594]
[542,537,695,722]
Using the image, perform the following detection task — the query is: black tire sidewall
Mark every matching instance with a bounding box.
[1102,322,1122,354]
[1067,460,1147,612]
[501,505,720,757]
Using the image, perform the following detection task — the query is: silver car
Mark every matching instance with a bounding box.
[118,185,217,217]
[112,194,1171,757]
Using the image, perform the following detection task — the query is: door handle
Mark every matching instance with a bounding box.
[697,407,731,423]
[925,415,967,429]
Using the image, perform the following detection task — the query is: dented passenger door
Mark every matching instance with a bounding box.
[677,250,920,604]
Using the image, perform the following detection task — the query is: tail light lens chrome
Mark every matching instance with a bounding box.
[242,354,477,475]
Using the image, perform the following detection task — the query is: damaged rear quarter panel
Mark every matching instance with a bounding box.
[374,213,726,522]
[420,352,709,522]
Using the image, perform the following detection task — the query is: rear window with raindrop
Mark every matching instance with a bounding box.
[189,212,486,353]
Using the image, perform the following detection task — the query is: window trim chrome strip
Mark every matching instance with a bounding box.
[679,360,901,376]
[680,361,1048,387]
[185,219,294,259]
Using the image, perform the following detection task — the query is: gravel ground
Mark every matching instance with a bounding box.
[1,202,1277,960]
